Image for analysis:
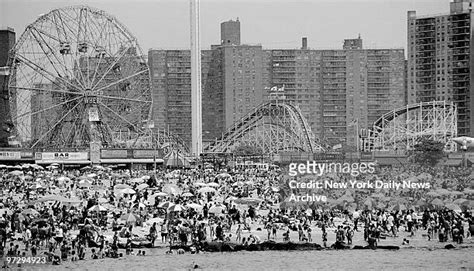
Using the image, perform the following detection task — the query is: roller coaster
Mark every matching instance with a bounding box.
[361,101,458,152]
[204,101,325,154]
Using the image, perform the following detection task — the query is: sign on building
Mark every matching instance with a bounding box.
[0,151,21,160]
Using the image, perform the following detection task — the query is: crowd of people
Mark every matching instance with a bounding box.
[0,161,472,266]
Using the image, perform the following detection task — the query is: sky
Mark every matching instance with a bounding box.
[0,0,454,53]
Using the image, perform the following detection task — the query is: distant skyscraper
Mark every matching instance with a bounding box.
[408,0,474,136]
[0,27,15,147]
[221,19,240,45]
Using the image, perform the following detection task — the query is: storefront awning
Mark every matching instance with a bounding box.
[100,158,164,164]
[35,160,91,165]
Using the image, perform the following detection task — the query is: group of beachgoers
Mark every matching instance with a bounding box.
[0,162,472,266]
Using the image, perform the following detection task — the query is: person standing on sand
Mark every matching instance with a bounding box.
[149,222,157,246]
[235,224,242,242]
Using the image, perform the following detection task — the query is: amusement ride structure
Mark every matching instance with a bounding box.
[7,6,152,150]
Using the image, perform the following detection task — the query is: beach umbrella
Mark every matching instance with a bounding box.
[233,197,263,206]
[198,187,216,194]
[120,213,138,223]
[88,205,107,212]
[182,192,194,197]
[426,191,440,197]
[371,193,385,199]
[168,204,186,212]
[193,182,206,186]
[31,164,44,170]
[92,165,105,171]
[337,194,355,203]
[450,191,464,196]
[435,188,451,196]
[30,183,44,190]
[463,189,474,195]
[158,201,174,209]
[445,203,461,212]
[136,183,149,191]
[163,184,181,195]
[431,198,444,207]
[186,203,203,210]
[87,173,97,178]
[80,166,92,171]
[37,194,68,203]
[121,188,136,194]
[21,208,39,216]
[209,204,226,214]
[206,182,219,187]
[232,181,245,187]
[415,199,427,207]
[57,176,71,182]
[392,203,406,211]
[78,179,92,187]
[130,178,144,183]
[114,184,132,190]
[8,170,23,176]
[453,198,469,205]
[217,173,231,179]
[363,198,376,210]
[154,192,167,197]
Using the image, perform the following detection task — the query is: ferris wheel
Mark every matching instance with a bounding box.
[7,5,152,149]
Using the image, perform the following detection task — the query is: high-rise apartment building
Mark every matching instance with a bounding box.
[149,21,406,150]
[148,49,213,145]
[0,28,15,147]
[265,38,405,149]
[408,0,474,136]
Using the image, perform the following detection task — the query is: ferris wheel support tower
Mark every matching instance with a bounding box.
[190,0,202,156]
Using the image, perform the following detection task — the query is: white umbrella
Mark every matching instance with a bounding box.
[88,205,107,212]
[154,192,168,197]
[114,184,132,190]
[158,201,174,209]
[186,203,203,210]
[193,182,206,186]
[57,176,71,182]
[182,192,194,197]
[206,183,219,187]
[136,183,149,191]
[121,188,136,194]
[209,204,226,214]
[168,204,186,212]
[217,173,231,179]
[198,187,217,194]
[130,178,144,183]
[8,170,23,176]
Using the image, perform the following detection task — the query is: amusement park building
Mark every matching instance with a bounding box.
[149,20,406,150]
[407,0,474,137]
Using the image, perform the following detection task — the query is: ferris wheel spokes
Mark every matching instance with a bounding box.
[30,100,83,148]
